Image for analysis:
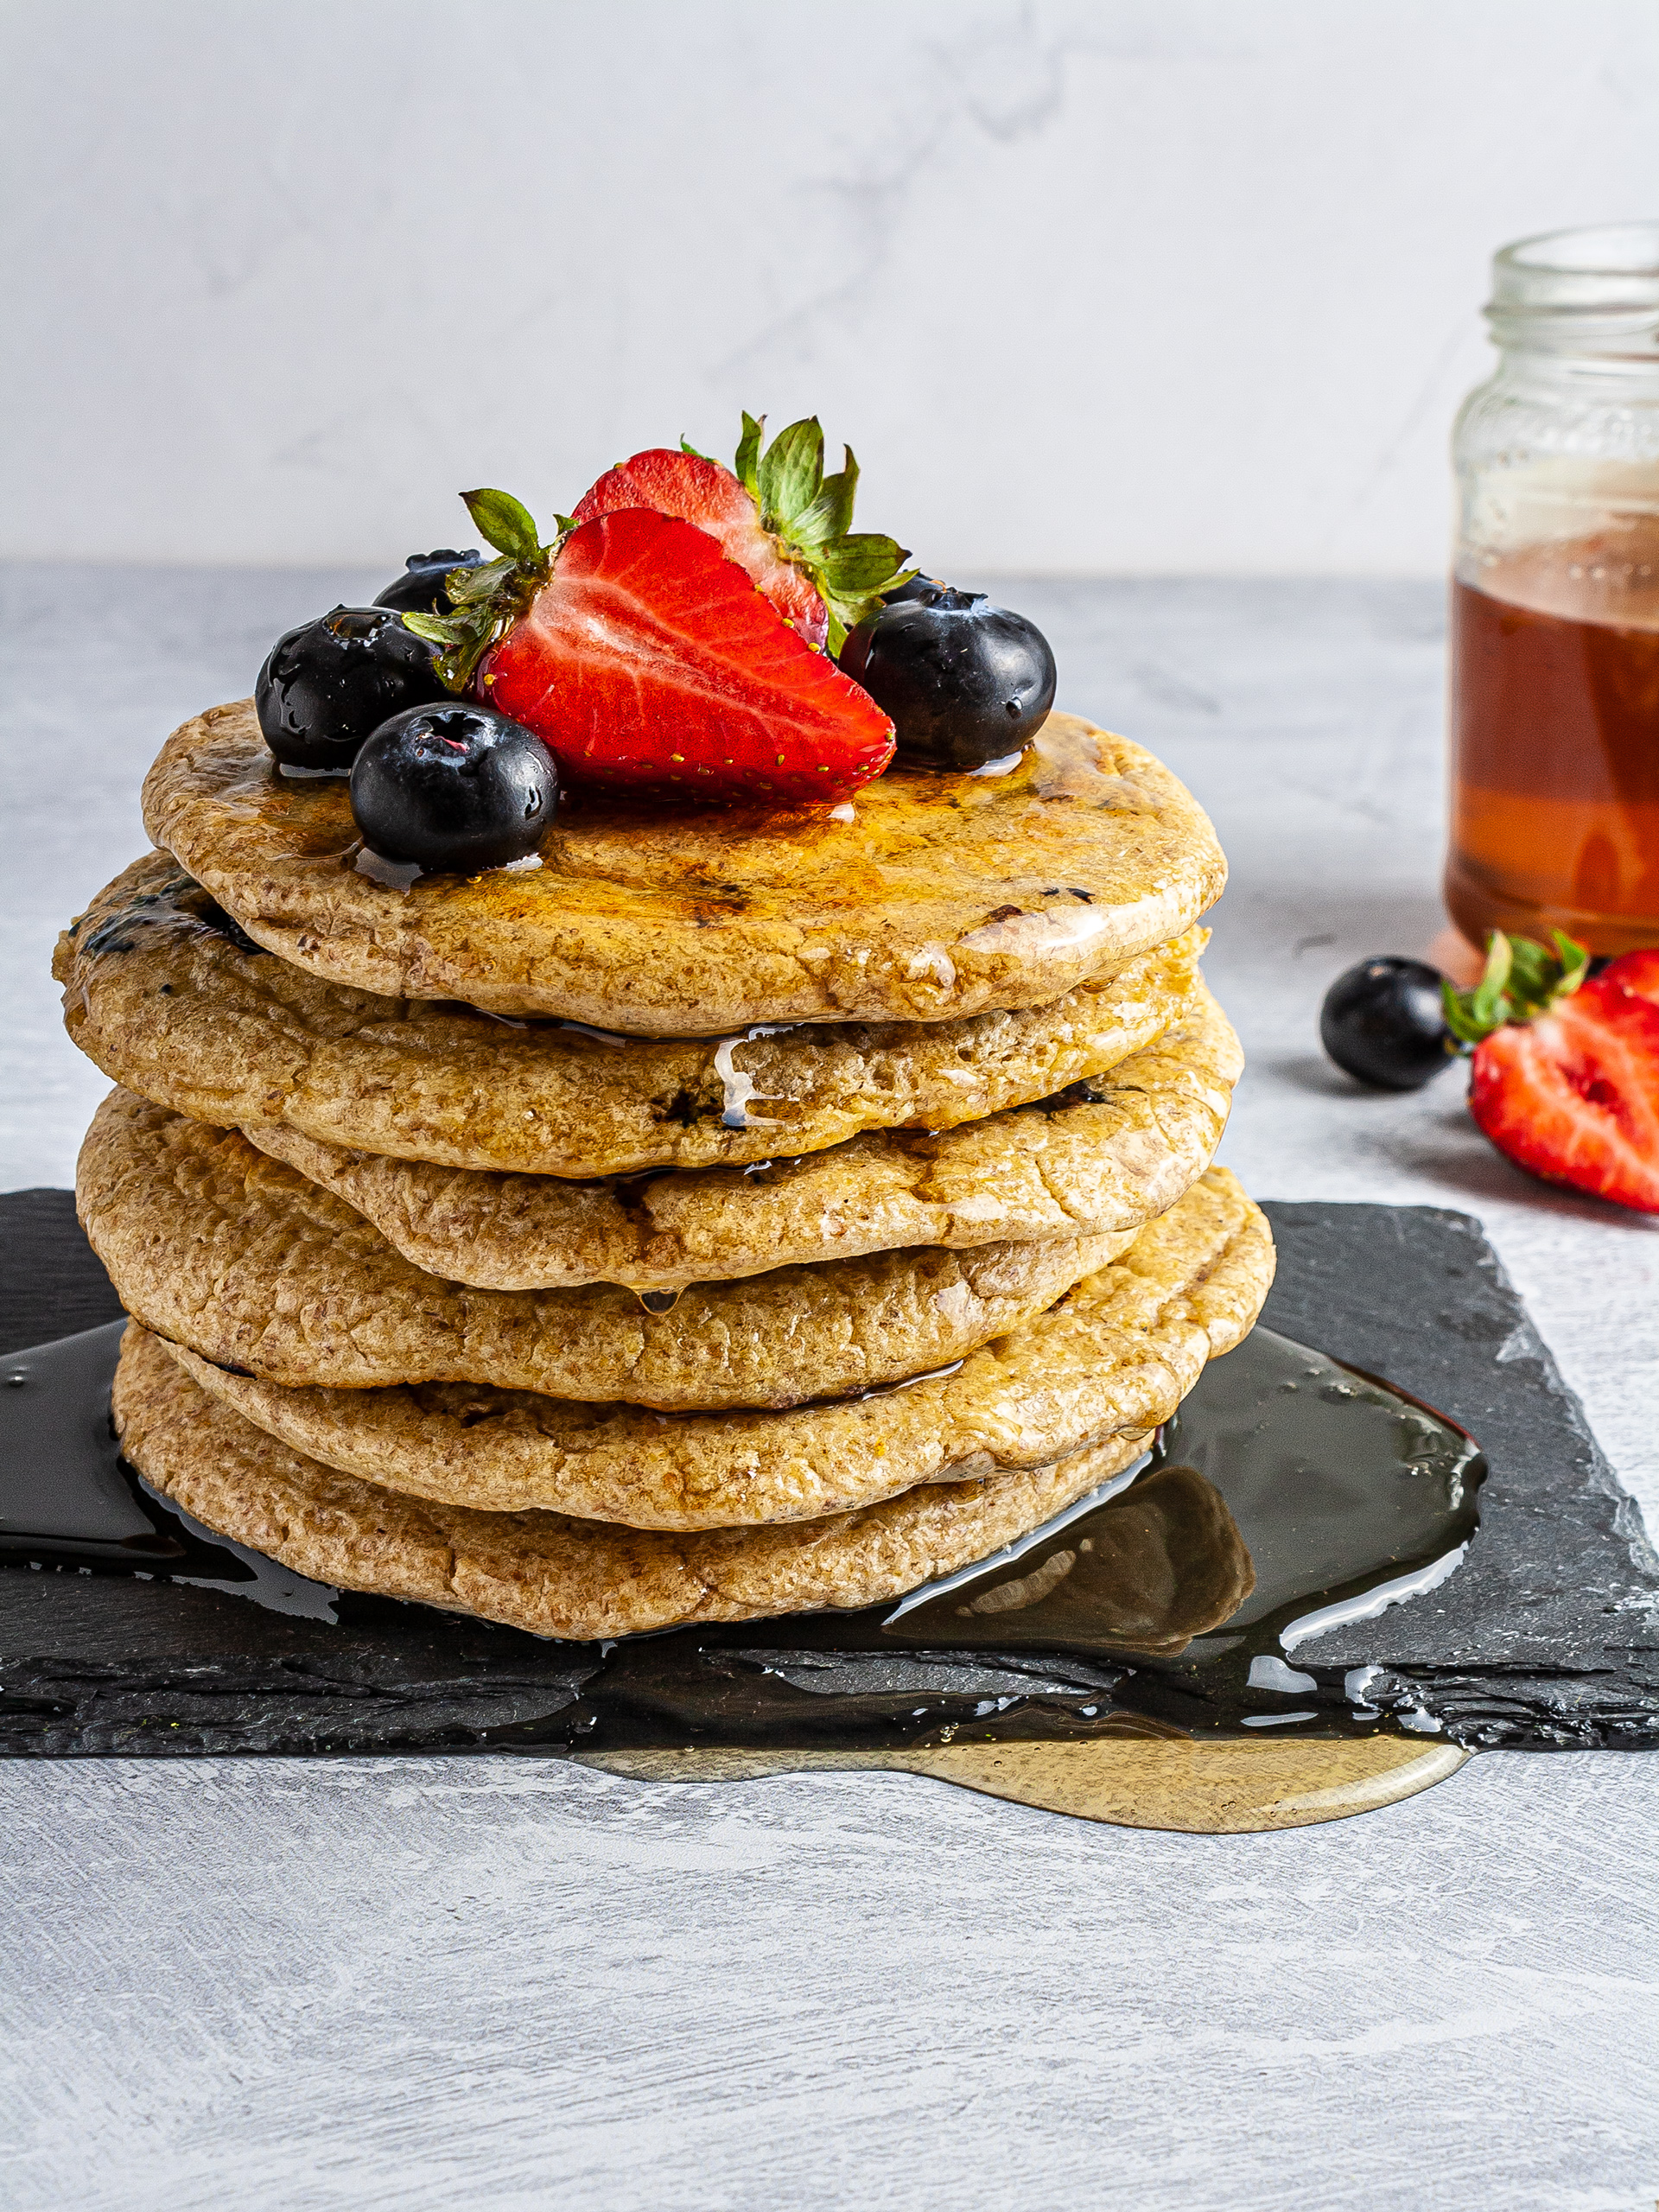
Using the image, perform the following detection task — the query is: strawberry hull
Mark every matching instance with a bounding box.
[480,510,894,805]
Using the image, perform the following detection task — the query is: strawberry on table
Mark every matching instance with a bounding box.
[1444,930,1659,1214]
[402,481,898,805]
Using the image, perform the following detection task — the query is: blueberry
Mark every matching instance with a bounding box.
[256,606,448,771]
[840,588,1058,771]
[350,703,557,874]
[1320,957,1455,1090]
[882,574,950,607]
[372,549,484,617]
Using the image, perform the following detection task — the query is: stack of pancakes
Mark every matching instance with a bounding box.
[54,701,1274,1639]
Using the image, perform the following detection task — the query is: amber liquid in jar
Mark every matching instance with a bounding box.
[1447,529,1659,956]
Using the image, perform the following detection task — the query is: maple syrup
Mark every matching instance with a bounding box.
[0,1320,1483,1747]
[1448,535,1659,955]
[1448,222,1659,956]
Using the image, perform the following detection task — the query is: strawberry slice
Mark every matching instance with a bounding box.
[574,448,830,648]
[1447,935,1659,1212]
[480,508,895,804]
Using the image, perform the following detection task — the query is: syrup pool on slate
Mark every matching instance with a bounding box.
[0,1321,1483,1747]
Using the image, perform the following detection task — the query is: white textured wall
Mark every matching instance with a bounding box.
[3,0,1657,575]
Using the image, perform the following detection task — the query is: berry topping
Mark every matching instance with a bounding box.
[1319,957,1454,1090]
[480,506,896,804]
[349,702,557,874]
[838,588,1057,772]
[372,549,484,617]
[1445,931,1659,1213]
[571,415,912,652]
[395,491,559,693]
[256,606,447,771]
[882,574,952,607]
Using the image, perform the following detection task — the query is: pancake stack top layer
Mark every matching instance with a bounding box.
[56,449,1269,1643]
[142,702,1226,1029]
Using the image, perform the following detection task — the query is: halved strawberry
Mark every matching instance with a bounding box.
[572,416,912,655]
[478,507,895,804]
[1446,934,1659,1212]
[574,447,830,647]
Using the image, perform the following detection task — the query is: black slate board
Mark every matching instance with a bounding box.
[2,1190,1656,1755]
[1259,1203,1659,1746]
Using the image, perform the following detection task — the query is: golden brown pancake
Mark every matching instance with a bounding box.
[77,1089,1131,1408]
[237,986,1240,1289]
[73,949,1239,1300]
[150,1167,1274,1529]
[140,702,1226,1031]
[57,850,1207,1177]
[115,1324,1157,1641]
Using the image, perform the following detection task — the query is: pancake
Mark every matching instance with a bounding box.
[115,1324,1160,1640]
[75,956,1238,1302]
[241,988,1240,1289]
[152,1167,1274,1529]
[57,851,1207,1177]
[140,702,1226,1032]
[77,1089,1130,1408]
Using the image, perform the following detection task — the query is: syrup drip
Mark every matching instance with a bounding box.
[712,1025,797,1128]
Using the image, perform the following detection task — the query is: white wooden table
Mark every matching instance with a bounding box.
[3,569,1656,2211]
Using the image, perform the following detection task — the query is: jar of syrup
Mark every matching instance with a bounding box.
[1447,222,1659,957]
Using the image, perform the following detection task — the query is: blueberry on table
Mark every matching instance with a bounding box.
[256,607,448,770]
[1320,957,1455,1090]
[839,588,1057,771]
[350,703,558,874]
[372,549,484,617]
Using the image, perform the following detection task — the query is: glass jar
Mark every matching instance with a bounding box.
[1446,221,1659,957]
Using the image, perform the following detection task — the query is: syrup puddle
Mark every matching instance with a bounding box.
[1,1323,1482,1756]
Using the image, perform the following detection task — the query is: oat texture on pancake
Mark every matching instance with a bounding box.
[58,853,1211,1176]
[143,705,1224,1031]
[77,1089,1141,1408]
[55,412,1270,1637]
[116,1327,1166,1640]
[234,981,1237,1288]
[147,1167,1272,1528]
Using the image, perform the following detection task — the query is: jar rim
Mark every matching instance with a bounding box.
[1487,222,1659,359]
[1497,221,1659,287]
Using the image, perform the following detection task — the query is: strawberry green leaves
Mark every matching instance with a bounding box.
[461,488,543,563]
[734,412,765,499]
[402,413,912,692]
[734,413,912,652]
[756,418,824,529]
[791,451,858,552]
[1442,928,1592,1048]
[402,490,558,692]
